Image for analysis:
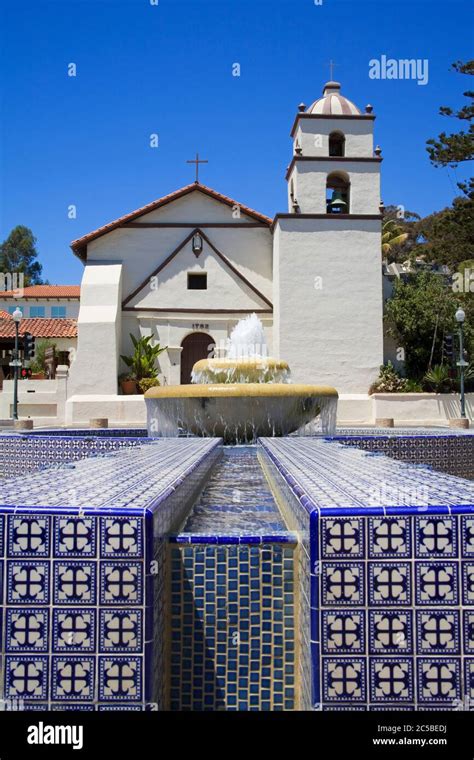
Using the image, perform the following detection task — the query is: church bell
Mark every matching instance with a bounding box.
[328,190,347,213]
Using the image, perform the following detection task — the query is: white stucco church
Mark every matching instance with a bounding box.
[65,80,384,424]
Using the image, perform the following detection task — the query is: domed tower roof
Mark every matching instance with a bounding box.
[307,81,361,116]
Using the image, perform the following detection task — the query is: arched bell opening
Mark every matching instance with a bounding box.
[326,172,350,214]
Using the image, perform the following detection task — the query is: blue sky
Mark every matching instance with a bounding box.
[0,0,472,284]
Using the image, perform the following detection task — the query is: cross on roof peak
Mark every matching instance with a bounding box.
[328,59,338,80]
[186,152,208,183]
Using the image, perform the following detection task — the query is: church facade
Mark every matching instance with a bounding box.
[66,81,384,423]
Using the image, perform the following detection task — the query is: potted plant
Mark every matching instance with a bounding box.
[119,373,138,395]
[120,335,168,394]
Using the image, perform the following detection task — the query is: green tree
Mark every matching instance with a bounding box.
[382,219,409,260]
[385,271,473,380]
[426,60,474,198]
[382,205,421,263]
[414,196,474,268]
[0,226,43,285]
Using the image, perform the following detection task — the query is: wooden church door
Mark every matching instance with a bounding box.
[180,332,214,384]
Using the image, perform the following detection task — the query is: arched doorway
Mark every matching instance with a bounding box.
[180,332,214,384]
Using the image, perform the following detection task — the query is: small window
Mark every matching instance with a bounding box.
[51,306,67,318]
[187,273,207,290]
[329,131,345,157]
[7,306,23,315]
[30,306,45,318]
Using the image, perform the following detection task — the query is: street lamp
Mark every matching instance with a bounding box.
[455,307,467,420]
[11,307,22,421]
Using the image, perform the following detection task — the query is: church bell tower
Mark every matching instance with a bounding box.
[272,80,384,393]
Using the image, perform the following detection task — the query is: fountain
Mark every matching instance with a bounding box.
[145,313,338,442]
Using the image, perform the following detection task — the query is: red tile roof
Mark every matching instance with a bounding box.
[0,285,80,299]
[70,183,272,259]
[0,316,77,339]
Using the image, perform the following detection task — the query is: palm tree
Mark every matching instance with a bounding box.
[382,219,409,258]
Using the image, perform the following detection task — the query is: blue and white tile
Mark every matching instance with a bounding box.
[415,516,457,558]
[369,658,414,702]
[100,516,143,558]
[463,610,474,654]
[52,608,96,652]
[53,561,97,605]
[99,609,143,652]
[464,659,474,702]
[6,560,50,604]
[416,610,460,654]
[54,516,96,557]
[321,517,364,558]
[462,562,474,606]
[461,516,474,557]
[416,658,461,703]
[4,656,48,700]
[368,517,411,558]
[321,563,364,606]
[98,657,143,701]
[415,562,458,605]
[368,610,413,654]
[100,562,143,605]
[321,610,365,654]
[368,563,411,606]
[5,608,49,652]
[7,515,50,557]
[51,656,95,701]
[322,658,366,702]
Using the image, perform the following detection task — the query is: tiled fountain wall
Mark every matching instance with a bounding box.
[260,437,474,710]
[0,431,150,478]
[165,447,298,710]
[1,430,473,711]
[168,537,297,710]
[0,439,221,709]
[335,432,474,480]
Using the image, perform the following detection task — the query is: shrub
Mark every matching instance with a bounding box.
[404,378,424,393]
[369,362,410,394]
[138,377,161,394]
[423,364,453,393]
[29,339,56,375]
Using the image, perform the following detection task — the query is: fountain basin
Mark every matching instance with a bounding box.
[145,383,338,442]
[192,357,290,384]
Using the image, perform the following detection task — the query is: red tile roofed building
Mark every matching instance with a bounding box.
[0,313,78,385]
[0,284,81,321]
[0,285,80,299]
[0,316,77,339]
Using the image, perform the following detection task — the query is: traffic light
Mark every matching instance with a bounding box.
[443,333,454,364]
[23,333,35,360]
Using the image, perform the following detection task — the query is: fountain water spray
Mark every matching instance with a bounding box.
[146,314,338,442]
